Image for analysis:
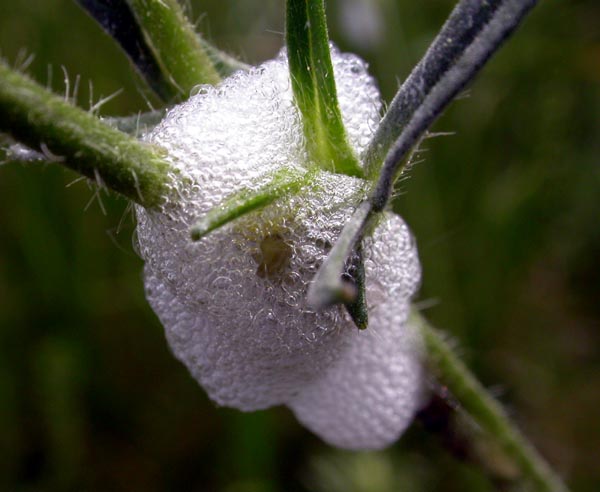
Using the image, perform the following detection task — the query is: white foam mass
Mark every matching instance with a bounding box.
[135,46,425,450]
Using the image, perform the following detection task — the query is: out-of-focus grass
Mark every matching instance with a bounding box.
[0,0,598,491]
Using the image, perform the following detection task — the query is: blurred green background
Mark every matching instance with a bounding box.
[0,0,598,490]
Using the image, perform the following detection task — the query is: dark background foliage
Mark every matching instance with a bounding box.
[0,0,598,490]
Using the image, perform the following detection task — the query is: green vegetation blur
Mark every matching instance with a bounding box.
[0,0,598,490]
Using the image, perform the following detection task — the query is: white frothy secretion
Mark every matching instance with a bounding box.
[135,46,425,450]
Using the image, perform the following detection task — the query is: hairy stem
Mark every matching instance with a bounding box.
[126,0,220,98]
[414,310,569,492]
[286,0,363,178]
[0,60,172,207]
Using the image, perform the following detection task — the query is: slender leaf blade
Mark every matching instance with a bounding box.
[286,0,363,178]
[343,241,369,330]
[365,0,538,199]
[190,168,308,241]
[307,200,373,310]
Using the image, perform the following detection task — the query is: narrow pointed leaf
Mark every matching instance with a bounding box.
[286,0,363,178]
[190,168,308,241]
[343,241,369,330]
[364,0,537,204]
[307,200,373,310]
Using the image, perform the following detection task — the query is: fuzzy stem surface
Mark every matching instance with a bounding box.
[286,0,363,178]
[415,310,569,492]
[0,61,172,207]
[126,0,220,98]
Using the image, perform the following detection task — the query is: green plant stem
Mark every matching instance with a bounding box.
[413,310,569,492]
[286,0,363,178]
[126,0,220,98]
[0,60,172,208]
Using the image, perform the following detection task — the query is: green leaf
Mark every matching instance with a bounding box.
[306,200,373,311]
[342,241,368,330]
[190,168,309,241]
[286,0,363,178]
[364,0,538,205]
[307,0,539,330]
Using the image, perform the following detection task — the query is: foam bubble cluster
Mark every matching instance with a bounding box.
[135,46,425,450]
